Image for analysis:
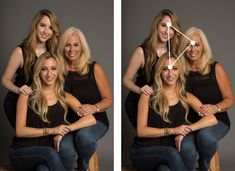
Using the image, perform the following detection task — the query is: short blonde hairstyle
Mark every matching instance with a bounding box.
[57,27,92,75]
[178,27,214,75]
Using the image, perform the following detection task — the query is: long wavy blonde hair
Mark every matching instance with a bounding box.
[178,27,214,75]
[23,9,60,82]
[29,52,68,123]
[142,9,181,83]
[57,27,92,75]
[150,52,189,123]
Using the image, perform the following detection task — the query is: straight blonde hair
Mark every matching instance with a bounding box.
[142,9,182,83]
[23,9,60,82]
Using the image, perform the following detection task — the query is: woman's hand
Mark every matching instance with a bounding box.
[139,85,154,95]
[53,135,63,152]
[77,104,96,116]
[51,125,71,136]
[171,125,192,136]
[175,134,184,151]
[198,104,218,116]
[18,85,33,95]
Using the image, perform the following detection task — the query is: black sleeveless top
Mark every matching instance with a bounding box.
[11,102,66,148]
[186,61,230,127]
[64,61,109,127]
[135,45,158,87]
[132,102,188,149]
[14,43,36,87]
[126,45,159,103]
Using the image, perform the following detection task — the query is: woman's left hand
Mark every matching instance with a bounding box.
[54,135,63,152]
[77,104,96,116]
[198,104,218,116]
[175,134,184,151]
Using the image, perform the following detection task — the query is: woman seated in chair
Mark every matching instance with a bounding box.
[9,52,96,171]
[130,52,218,171]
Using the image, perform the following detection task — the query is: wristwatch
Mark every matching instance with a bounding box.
[215,104,221,112]
[94,104,100,112]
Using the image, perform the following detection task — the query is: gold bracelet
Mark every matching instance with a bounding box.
[43,128,49,136]
[163,128,170,136]
[163,128,166,136]
[43,128,46,136]
[166,128,170,136]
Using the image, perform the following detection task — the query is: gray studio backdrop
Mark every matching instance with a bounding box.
[0,0,113,170]
[122,0,235,170]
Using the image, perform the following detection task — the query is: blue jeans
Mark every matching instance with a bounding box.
[59,133,77,171]
[9,146,66,171]
[157,164,171,171]
[197,121,229,171]
[59,121,108,171]
[180,133,197,171]
[181,121,229,171]
[130,146,187,171]
[36,164,50,171]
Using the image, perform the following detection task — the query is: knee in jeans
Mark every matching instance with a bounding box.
[181,142,196,154]
[75,131,97,148]
[60,143,76,157]
[36,164,50,171]
[158,164,171,171]
[167,149,181,160]
[46,148,60,159]
[197,134,218,149]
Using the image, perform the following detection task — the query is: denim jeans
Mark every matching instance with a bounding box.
[197,121,229,171]
[130,146,187,171]
[36,164,50,171]
[157,164,171,171]
[59,133,77,171]
[9,146,66,171]
[59,121,108,171]
[75,121,108,171]
[180,133,197,171]
[180,121,229,171]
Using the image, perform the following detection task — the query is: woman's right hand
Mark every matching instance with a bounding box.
[171,125,192,136]
[139,85,154,95]
[18,85,33,95]
[51,125,71,137]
